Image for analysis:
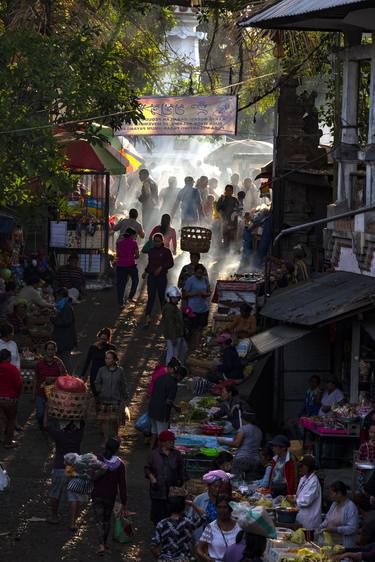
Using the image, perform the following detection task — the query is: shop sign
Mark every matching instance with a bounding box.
[115,95,237,136]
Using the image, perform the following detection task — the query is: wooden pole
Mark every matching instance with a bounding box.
[350,318,361,403]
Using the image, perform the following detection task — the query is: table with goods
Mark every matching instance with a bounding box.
[299,402,372,468]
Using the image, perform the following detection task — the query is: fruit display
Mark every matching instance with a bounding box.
[255,497,273,508]
[280,497,294,509]
[289,529,305,545]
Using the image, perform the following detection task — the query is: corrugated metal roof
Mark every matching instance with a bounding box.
[251,325,310,355]
[261,271,375,327]
[241,0,372,30]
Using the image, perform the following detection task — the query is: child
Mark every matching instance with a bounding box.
[151,495,207,561]
[162,286,187,364]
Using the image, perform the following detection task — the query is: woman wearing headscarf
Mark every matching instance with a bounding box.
[192,470,233,542]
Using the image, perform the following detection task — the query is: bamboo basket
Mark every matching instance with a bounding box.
[180,226,212,253]
[48,388,88,420]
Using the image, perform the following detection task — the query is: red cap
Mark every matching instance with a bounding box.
[159,430,175,442]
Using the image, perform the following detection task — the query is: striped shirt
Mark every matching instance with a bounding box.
[56,265,85,290]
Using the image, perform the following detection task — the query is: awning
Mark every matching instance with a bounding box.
[251,325,310,355]
[261,271,375,327]
[240,0,375,32]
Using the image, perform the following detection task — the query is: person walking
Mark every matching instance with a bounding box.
[143,233,174,328]
[145,429,185,525]
[162,287,187,364]
[80,328,116,398]
[138,168,158,231]
[0,348,22,448]
[33,340,66,429]
[95,350,129,443]
[216,184,240,251]
[183,264,211,349]
[92,437,128,555]
[113,208,145,240]
[148,365,186,449]
[51,288,77,372]
[149,214,177,255]
[177,253,208,292]
[172,177,204,227]
[159,176,180,216]
[115,227,140,307]
[45,417,85,528]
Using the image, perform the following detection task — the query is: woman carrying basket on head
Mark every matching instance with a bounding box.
[95,351,129,444]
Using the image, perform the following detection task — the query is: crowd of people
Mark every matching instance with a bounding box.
[0,167,374,561]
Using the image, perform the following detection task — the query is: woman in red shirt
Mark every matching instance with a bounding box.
[116,227,139,307]
[149,214,177,255]
[33,340,66,429]
[0,348,23,448]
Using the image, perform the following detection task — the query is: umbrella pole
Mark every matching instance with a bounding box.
[103,172,110,274]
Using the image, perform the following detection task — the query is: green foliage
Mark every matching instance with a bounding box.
[0,0,172,211]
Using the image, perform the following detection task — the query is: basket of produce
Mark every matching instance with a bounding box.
[180,226,212,253]
[201,424,224,436]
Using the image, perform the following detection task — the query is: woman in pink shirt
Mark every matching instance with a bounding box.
[149,214,177,255]
[116,228,140,307]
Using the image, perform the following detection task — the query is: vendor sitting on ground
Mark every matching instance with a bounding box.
[208,333,243,383]
[269,435,299,496]
[212,451,234,473]
[7,300,29,335]
[56,254,85,296]
[218,410,262,479]
[318,481,359,547]
[319,378,345,417]
[211,386,246,430]
[229,304,256,341]
[18,275,54,309]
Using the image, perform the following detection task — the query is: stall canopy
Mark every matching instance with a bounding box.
[251,325,311,355]
[261,271,375,327]
[55,127,128,174]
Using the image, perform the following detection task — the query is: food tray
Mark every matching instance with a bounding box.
[180,226,212,253]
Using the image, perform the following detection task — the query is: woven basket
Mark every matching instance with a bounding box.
[180,226,212,253]
[186,478,207,497]
[48,388,88,420]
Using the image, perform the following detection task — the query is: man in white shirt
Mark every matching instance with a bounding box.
[18,275,53,309]
[113,208,145,240]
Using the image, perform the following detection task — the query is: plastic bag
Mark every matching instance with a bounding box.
[0,464,10,492]
[55,375,86,394]
[230,503,276,538]
[134,412,151,434]
[113,515,134,544]
[141,240,154,254]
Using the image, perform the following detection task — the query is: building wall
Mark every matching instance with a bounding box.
[282,329,331,420]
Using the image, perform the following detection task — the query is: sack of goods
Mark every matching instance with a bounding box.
[230,503,276,538]
[48,375,88,420]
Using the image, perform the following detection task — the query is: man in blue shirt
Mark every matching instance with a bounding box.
[172,177,204,227]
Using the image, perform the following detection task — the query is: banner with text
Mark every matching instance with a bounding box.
[115,95,237,136]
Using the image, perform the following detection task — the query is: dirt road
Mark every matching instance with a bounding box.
[0,285,165,562]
